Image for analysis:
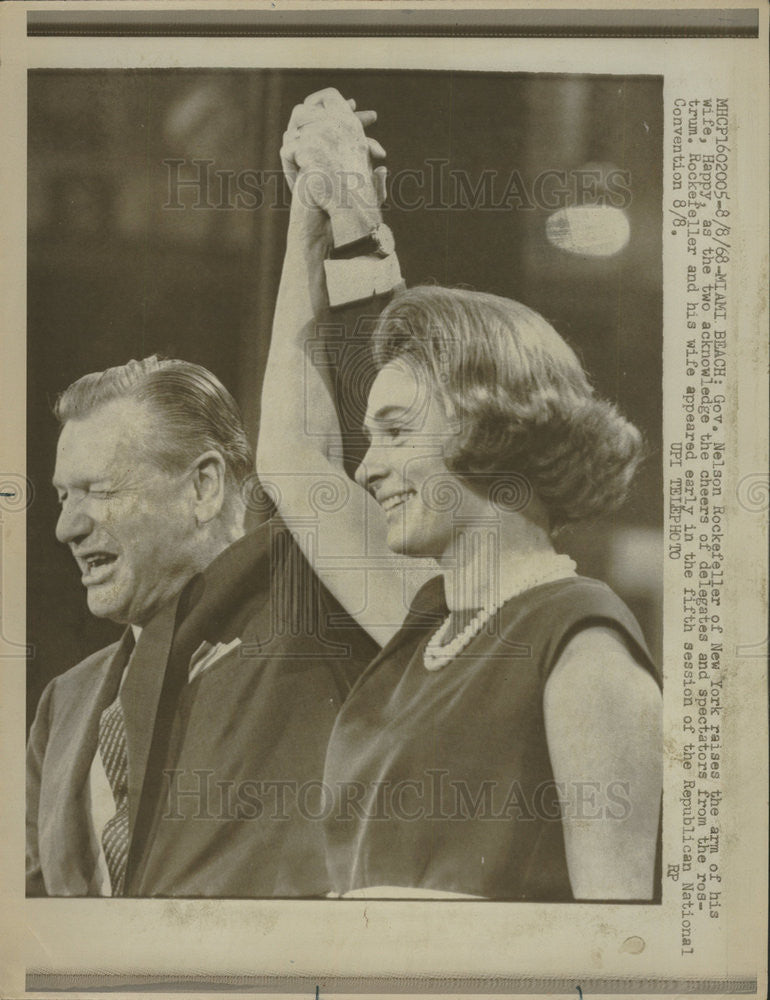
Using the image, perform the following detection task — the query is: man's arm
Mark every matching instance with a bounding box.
[256,89,434,647]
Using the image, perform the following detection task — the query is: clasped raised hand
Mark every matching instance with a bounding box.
[281,87,387,221]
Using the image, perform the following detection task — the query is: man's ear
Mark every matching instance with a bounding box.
[190,451,227,524]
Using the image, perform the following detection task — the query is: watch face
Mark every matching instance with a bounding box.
[374,223,396,257]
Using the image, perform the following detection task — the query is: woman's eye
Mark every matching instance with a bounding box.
[90,490,116,500]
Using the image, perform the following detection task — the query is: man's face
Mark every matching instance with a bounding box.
[53,398,203,626]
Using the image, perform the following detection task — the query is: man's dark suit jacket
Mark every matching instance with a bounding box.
[26,518,379,897]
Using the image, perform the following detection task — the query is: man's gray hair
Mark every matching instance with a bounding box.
[55,356,254,490]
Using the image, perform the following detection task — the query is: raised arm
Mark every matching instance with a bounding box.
[257,89,433,646]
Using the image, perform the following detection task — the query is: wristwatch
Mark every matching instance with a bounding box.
[330,222,396,260]
[324,252,405,309]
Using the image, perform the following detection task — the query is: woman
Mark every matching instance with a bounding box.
[258,90,662,900]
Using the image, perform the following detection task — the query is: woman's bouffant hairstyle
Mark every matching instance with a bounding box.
[54,356,254,492]
[371,286,644,529]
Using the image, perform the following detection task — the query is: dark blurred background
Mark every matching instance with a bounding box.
[27,69,663,726]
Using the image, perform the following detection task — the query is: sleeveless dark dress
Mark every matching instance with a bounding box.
[323,575,660,900]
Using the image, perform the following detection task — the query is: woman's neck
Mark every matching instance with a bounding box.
[437,518,559,612]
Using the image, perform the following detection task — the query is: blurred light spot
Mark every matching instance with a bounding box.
[620,936,646,954]
[165,83,224,143]
[164,82,240,155]
[546,205,630,257]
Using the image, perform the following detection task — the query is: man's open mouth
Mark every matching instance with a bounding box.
[79,552,118,581]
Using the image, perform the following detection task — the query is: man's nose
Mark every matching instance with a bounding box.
[354,444,388,492]
[55,499,93,546]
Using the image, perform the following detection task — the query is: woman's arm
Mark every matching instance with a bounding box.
[543,626,663,900]
[257,91,433,646]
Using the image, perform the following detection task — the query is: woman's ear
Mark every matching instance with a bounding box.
[190,450,227,524]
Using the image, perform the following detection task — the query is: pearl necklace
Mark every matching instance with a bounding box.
[423,553,577,672]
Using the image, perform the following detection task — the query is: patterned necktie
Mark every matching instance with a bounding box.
[98,694,130,895]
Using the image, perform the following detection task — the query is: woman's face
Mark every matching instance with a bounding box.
[356,358,485,559]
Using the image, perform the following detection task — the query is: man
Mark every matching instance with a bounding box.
[25,355,380,896]
[26,87,417,897]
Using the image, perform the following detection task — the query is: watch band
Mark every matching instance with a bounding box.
[330,222,396,260]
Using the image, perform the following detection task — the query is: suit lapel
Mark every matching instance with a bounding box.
[124,528,273,890]
[43,630,133,895]
[120,594,181,868]
[178,528,272,648]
